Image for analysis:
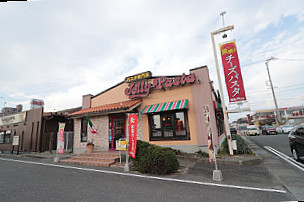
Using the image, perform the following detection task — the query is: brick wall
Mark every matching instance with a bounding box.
[73,116,109,153]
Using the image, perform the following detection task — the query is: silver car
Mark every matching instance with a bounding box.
[281,125,293,134]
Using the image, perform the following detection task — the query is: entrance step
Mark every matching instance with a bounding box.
[59,151,120,167]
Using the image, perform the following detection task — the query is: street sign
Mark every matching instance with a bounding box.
[12,136,19,146]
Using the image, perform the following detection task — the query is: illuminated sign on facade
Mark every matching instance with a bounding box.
[125,73,196,99]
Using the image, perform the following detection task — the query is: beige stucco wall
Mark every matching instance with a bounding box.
[140,84,198,146]
[91,83,130,107]
[190,67,219,146]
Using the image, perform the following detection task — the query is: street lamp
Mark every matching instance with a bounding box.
[265,57,281,126]
[211,25,234,156]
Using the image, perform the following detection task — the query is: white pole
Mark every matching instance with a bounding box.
[265,58,281,126]
[211,26,234,155]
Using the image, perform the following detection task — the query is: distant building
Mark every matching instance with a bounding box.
[0,105,23,116]
[0,106,80,153]
[252,106,304,126]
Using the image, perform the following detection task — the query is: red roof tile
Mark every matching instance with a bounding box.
[69,99,141,116]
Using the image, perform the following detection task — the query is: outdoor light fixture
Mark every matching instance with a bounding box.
[222,33,227,38]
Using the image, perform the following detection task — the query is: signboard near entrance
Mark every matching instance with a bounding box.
[128,114,138,158]
[12,136,20,146]
[116,140,127,151]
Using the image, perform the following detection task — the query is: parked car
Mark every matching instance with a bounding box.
[281,125,293,134]
[262,125,277,135]
[288,124,304,161]
[276,126,283,134]
[246,125,259,136]
[276,125,293,134]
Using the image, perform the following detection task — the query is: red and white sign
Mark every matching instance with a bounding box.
[220,41,246,103]
[203,105,214,164]
[57,123,65,154]
[128,114,138,158]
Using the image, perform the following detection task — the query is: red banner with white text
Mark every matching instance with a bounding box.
[220,41,246,103]
[57,123,65,154]
[128,114,138,158]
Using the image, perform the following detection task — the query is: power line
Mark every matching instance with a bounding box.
[276,58,304,62]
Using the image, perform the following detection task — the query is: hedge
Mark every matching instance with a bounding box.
[132,140,180,175]
[220,134,254,155]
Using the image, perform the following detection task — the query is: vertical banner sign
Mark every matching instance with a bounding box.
[128,114,138,158]
[220,41,246,103]
[203,105,214,164]
[57,123,65,154]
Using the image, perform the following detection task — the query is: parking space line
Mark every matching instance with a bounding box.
[0,157,286,194]
[264,146,304,172]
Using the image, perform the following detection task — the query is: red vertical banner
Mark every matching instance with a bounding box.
[203,105,214,164]
[57,123,65,154]
[128,114,138,158]
[220,41,246,103]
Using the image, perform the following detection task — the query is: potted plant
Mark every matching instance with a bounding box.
[86,139,95,153]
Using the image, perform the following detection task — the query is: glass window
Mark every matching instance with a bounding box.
[4,130,11,144]
[81,118,88,142]
[151,114,162,137]
[0,132,4,144]
[149,110,189,141]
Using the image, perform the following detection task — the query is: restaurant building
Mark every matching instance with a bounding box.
[69,66,223,154]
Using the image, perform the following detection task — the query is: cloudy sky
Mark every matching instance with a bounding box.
[0,0,303,121]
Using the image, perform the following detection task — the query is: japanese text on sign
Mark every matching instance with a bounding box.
[128,114,138,158]
[57,123,65,154]
[220,41,246,103]
[203,105,214,164]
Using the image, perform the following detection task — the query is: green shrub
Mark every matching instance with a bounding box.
[132,140,180,175]
[220,134,254,155]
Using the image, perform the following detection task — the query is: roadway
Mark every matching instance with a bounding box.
[248,133,292,157]
[0,155,293,202]
[248,133,304,200]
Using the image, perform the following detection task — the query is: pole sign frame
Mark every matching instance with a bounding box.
[220,41,246,103]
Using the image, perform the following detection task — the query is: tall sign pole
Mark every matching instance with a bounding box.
[266,57,281,126]
[211,25,234,155]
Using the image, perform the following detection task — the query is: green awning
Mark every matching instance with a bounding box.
[141,99,188,114]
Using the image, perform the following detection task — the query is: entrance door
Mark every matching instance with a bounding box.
[109,116,125,150]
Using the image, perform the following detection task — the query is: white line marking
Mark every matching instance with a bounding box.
[264,146,304,172]
[0,157,286,194]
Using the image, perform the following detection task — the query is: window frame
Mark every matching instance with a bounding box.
[0,130,12,144]
[148,109,190,141]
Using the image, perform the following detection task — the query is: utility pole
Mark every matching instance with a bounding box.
[211,25,235,156]
[265,57,281,126]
